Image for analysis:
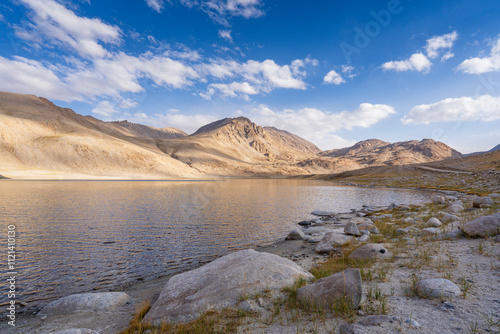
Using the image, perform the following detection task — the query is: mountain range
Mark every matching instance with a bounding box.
[0,91,471,179]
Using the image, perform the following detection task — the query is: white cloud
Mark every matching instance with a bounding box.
[425,31,458,59]
[92,101,120,117]
[218,29,233,42]
[203,81,258,100]
[251,103,395,149]
[457,36,500,74]
[119,99,139,109]
[17,0,121,58]
[154,112,219,134]
[0,56,78,101]
[382,53,432,72]
[199,58,310,99]
[145,0,165,12]
[382,32,457,73]
[402,94,500,125]
[323,69,345,85]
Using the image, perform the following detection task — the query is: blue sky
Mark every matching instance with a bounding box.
[1,0,500,153]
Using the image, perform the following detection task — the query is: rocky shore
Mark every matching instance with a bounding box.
[4,190,500,334]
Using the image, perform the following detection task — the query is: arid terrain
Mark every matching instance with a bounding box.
[0,91,475,180]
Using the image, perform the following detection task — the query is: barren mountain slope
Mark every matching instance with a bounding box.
[156,117,319,176]
[300,139,462,174]
[0,92,200,179]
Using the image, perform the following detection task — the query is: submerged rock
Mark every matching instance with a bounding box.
[297,268,362,309]
[37,292,130,316]
[142,249,313,324]
[311,210,336,216]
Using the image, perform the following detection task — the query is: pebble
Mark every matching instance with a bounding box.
[405,319,420,328]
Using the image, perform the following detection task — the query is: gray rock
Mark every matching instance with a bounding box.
[38,292,130,316]
[285,229,307,240]
[396,228,408,235]
[417,278,460,299]
[357,315,398,326]
[472,197,494,208]
[387,203,396,210]
[442,214,460,223]
[422,227,440,235]
[360,230,370,235]
[426,217,442,227]
[405,319,420,328]
[447,202,464,213]
[490,193,500,198]
[344,222,361,236]
[431,195,446,204]
[304,236,322,243]
[314,232,353,254]
[402,217,416,224]
[369,226,380,234]
[460,215,500,237]
[298,220,312,226]
[143,249,313,324]
[357,234,370,242]
[438,229,464,239]
[311,210,336,216]
[303,227,332,235]
[348,243,389,261]
[340,323,365,334]
[297,269,362,309]
[49,330,100,334]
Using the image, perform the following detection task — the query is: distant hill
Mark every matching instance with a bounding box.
[300,139,462,174]
[464,144,500,157]
[0,91,468,179]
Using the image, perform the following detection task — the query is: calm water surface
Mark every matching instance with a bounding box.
[0,179,432,308]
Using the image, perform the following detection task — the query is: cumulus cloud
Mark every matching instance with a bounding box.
[145,0,165,12]
[425,31,458,59]
[457,36,500,74]
[199,58,311,99]
[218,29,233,42]
[153,112,219,134]
[382,32,457,72]
[92,101,121,117]
[0,56,78,101]
[402,94,500,124]
[251,103,395,149]
[16,0,121,58]
[382,53,432,72]
[323,69,345,85]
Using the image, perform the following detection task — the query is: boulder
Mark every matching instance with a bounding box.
[442,214,459,223]
[348,244,389,261]
[314,232,353,254]
[357,222,375,231]
[447,202,464,213]
[426,217,442,227]
[422,227,440,235]
[369,226,380,234]
[396,228,408,235]
[311,210,336,216]
[142,249,313,324]
[460,215,500,238]
[285,229,307,240]
[37,292,130,316]
[402,217,416,224]
[344,222,361,236]
[297,269,362,309]
[417,278,460,299]
[472,197,494,208]
[357,235,370,242]
[431,195,446,204]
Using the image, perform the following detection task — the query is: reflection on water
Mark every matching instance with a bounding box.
[0,179,431,308]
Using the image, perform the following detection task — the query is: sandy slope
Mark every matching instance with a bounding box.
[0,92,202,179]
